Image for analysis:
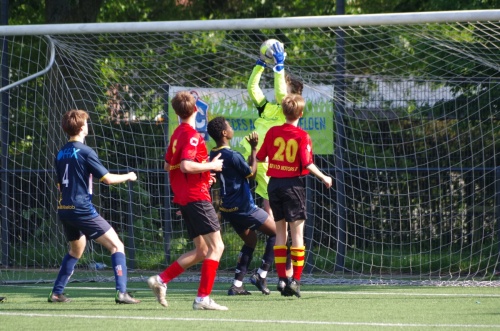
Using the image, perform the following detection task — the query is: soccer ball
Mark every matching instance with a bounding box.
[260,39,284,66]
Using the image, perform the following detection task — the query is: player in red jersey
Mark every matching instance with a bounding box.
[256,94,333,298]
[147,91,228,311]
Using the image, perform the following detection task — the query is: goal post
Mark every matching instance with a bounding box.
[2,10,500,285]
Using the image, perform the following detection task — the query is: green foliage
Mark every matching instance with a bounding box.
[9,135,34,156]
[99,0,156,22]
[8,0,45,24]
[11,0,500,26]
[349,0,500,13]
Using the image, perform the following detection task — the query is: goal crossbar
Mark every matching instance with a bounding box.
[1,10,500,36]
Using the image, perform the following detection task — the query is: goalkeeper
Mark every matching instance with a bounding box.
[242,42,303,217]
[241,41,303,288]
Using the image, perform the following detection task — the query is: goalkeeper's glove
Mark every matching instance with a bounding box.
[255,58,267,68]
[272,42,286,72]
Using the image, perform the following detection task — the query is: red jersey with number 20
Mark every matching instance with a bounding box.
[256,123,314,178]
[165,123,211,205]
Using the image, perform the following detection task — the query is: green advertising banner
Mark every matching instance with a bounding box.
[169,86,334,155]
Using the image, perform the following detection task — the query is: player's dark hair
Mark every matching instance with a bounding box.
[62,109,89,136]
[282,94,305,121]
[286,74,304,95]
[207,116,227,142]
[171,91,197,119]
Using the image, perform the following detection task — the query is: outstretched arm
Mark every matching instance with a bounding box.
[101,172,137,184]
[274,69,287,104]
[180,153,224,174]
[272,42,287,103]
[247,63,267,108]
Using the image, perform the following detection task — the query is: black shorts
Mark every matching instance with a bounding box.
[268,177,307,222]
[222,207,269,234]
[179,201,221,240]
[59,215,112,241]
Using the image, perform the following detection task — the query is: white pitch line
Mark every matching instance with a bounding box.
[307,291,500,297]
[0,311,499,328]
[3,284,500,297]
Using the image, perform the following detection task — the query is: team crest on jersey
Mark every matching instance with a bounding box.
[307,144,311,152]
[190,137,199,146]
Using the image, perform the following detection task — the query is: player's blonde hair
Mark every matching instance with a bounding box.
[171,91,197,119]
[62,109,89,136]
[282,94,305,121]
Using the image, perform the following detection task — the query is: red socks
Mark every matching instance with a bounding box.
[159,260,185,283]
[159,259,220,298]
[197,259,219,297]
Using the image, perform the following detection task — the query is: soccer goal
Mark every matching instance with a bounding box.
[2,10,500,286]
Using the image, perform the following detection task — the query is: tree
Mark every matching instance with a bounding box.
[346,0,500,14]
[8,0,101,24]
[8,0,500,26]
[7,0,44,25]
[45,0,103,23]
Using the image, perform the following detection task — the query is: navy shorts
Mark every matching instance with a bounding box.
[179,201,221,239]
[268,177,307,222]
[59,215,112,241]
[222,207,269,234]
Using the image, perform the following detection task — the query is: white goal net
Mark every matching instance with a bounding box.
[2,10,500,285]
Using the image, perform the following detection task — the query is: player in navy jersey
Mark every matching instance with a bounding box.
[207,116,276,295]
[257,94,333,298]
[49,109,140,304]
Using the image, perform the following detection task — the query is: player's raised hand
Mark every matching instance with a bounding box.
[245,131,259,149]
[128,172,137,181]
[210,153,224,172]
[255,58,267,68]
[272,42,286,72]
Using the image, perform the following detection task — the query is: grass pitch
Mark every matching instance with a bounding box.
[1,281,500,330]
